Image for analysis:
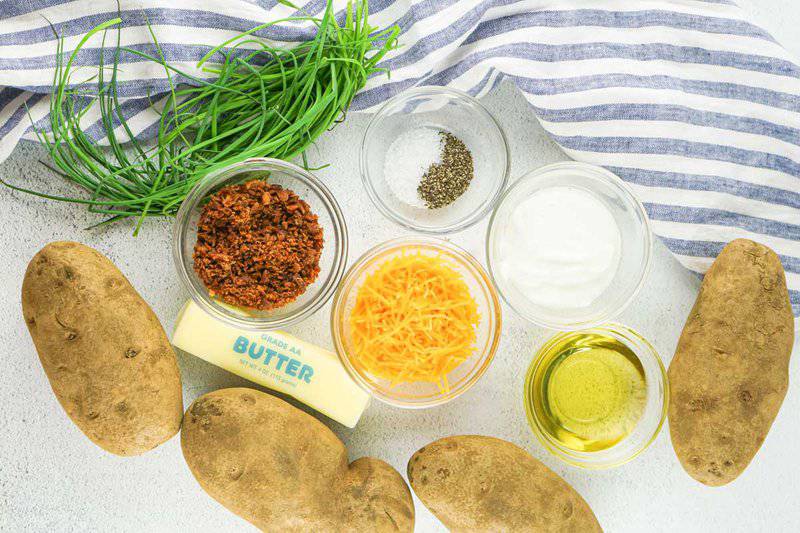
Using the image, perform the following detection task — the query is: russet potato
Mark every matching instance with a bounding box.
[669,239,794,486]
[408,435,602,532]
[22,241,183,456]
[181,388,414,532]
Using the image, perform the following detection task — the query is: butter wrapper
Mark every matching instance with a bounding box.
[173,301,369,427]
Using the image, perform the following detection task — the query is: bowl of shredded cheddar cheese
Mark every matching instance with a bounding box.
[331,237,502,408]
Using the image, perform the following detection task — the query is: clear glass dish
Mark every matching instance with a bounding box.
[487,162,652,330]
[524,323,668,469]
[360,87,509,234]
[173,158,348,330]
[331,236,502,407]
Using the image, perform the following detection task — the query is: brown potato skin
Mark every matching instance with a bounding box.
[181,388,414,532]
[408,435,602,533]
[22,241,183,456]
[669,239,794,486]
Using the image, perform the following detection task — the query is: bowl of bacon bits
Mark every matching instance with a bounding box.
[173,158,348,329]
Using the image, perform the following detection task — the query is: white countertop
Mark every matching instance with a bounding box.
[1,1,798,531]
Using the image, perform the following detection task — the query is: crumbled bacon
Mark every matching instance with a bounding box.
[193,180,323,310]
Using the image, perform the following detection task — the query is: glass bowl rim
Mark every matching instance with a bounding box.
[172,157,349,330]
[486,161,654,330]
[523,322,669,469]
[330,235,503,408]
[359,86,511,234]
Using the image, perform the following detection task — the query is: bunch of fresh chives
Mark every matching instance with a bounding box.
[3,1,399,234]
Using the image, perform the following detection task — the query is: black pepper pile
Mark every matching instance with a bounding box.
[418,132,474,209]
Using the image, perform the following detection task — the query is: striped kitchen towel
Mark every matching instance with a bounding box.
[1,0,799,315]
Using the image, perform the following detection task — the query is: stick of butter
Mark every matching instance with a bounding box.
[172,301,369,428]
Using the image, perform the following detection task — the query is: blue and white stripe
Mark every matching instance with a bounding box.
[1,0,799,315]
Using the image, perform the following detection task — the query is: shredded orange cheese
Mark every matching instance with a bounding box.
[348,253,480,390]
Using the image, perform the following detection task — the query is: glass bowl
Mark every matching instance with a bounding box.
[360,87,509,234]
[487,162,652,330]
[173,158,348,330]
[524,323,668,469]
[331,237,502,407]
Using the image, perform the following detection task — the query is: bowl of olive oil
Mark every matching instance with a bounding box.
[524,324,667,469]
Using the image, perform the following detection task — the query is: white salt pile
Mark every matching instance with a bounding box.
[384,127,443,208]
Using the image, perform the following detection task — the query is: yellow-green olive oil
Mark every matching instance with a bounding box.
[526,332,647,452]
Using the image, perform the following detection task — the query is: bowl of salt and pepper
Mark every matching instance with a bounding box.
[360,86,510,233]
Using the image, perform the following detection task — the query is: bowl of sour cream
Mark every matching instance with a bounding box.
[486,162,652,330]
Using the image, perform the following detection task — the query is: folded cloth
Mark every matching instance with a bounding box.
[1,0,798,315]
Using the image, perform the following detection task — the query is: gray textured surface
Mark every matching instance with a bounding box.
[2,2,799,530]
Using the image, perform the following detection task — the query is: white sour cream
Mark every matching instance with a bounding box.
[498,186,621,309]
